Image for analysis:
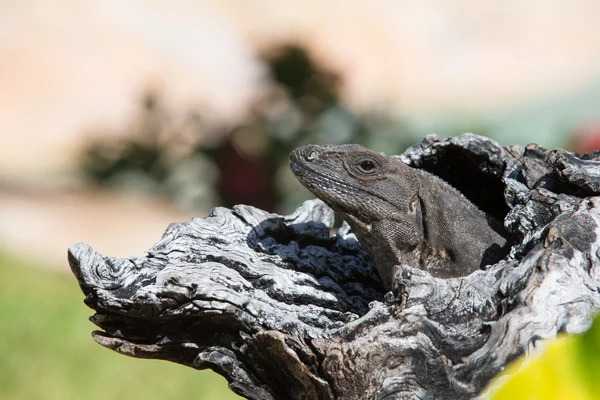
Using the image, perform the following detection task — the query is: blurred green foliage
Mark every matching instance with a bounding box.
[486,315,600,399]
[81,44,595,213]
[80,45,416,214]
[0,253,241,400]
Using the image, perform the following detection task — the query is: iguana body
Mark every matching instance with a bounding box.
[289,144,507,290]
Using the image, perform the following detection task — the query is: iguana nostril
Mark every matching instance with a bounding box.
[306,150,317,161]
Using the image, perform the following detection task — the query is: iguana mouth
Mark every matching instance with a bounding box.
[289,154,401,214]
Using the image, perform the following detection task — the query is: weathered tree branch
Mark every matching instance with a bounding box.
[68,134,600,399]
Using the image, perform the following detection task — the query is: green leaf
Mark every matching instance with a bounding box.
[486,316,600,400]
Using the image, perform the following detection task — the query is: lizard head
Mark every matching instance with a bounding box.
[289,144,420,226]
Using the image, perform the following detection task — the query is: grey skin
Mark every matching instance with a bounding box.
[289,144,507,290]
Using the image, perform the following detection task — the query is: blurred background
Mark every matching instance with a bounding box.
[1,1,600,399]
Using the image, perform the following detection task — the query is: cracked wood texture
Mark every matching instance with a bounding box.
[68,134,600,400]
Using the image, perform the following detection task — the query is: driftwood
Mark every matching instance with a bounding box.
[68,134,600,399]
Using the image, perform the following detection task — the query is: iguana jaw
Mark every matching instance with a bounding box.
[289,146,404,220]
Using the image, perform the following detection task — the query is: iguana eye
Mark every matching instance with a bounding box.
[355,157,379,173]
[361,161,375,171]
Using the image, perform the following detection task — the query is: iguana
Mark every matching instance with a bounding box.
[289,144,507,290]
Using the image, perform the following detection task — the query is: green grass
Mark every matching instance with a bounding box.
[0,252,242,400]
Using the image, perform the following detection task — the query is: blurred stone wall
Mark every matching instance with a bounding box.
[2,1,600,181]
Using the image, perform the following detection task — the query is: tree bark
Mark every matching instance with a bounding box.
[68,134,600,399]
